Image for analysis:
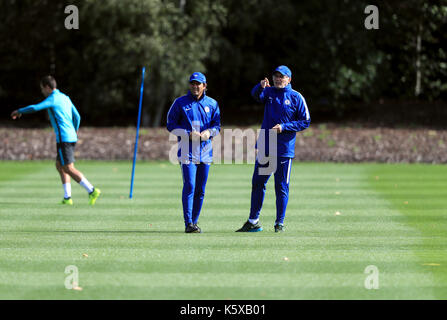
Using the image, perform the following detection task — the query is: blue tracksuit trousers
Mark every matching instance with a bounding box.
[249,157,292,225]
[181,163,210,227]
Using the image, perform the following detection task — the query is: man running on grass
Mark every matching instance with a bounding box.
[10,75,101,205]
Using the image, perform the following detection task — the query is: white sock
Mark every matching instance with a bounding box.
[63,183,71,199]
[79,178,94,194]
[248,218,259,225]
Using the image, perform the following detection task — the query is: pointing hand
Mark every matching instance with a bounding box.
[260,77,270,88]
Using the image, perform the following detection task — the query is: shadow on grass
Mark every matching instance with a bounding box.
[0,229,257,234]
[0,230,188,234]
[0,230,248,234]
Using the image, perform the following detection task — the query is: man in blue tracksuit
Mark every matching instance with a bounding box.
[167,72,221,233]
[236,65,310,233]
[11,76,101,205]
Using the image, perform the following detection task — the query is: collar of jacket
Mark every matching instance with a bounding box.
[273,84,292,93]
[187,90,207,101]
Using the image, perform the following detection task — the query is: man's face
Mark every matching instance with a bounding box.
[189,81,206,98]
[40,84,53,97]
[272,72,291,89]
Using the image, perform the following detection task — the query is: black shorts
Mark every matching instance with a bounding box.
[56,142,76,166]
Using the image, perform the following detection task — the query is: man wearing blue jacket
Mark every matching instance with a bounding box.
[167,72,221,233]
[11,76,101,205]
[236,65,310,233]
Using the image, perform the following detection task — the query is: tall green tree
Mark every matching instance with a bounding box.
[1,0,445,125]
[0,0,226,126]
[70,0,226,127]
[376,1,447,100]
[0,0,67,121]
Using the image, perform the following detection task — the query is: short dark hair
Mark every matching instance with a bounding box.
[40,75,57,89]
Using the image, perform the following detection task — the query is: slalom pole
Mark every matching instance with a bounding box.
[129,67,146,199]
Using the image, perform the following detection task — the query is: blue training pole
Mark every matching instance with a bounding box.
[129,67,146,199]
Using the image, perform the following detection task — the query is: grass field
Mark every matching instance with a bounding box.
[0,160,446,299]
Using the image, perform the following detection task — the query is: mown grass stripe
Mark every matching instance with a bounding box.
[0,161,446,299]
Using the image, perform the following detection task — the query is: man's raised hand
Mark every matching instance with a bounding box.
[260,77,270,88]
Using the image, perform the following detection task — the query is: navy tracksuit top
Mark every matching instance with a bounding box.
[251,83,310,158]
[167,91,221,163]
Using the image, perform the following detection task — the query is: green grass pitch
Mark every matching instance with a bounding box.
[0,160,446,299]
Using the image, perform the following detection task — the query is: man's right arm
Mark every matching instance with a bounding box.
[18,96,53,114]
[251,79,269,103]
[166,98,190,138]
[72,104,81,132]
[11,96,53,120]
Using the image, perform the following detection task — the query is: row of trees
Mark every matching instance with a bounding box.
[0,0,446,126]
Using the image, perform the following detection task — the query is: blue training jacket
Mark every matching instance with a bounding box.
[167,91,221,163]
[251,83,310,158]
[18,89,80,143]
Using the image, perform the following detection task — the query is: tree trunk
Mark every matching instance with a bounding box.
[49,42,56,75]
[142,90,151,127]
[152,93,167,128]
[415,23,422,97]
[179,0,186,13]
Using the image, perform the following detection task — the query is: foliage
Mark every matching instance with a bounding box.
[0,0,445,126]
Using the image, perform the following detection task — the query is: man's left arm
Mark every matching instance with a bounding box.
[201,102,221,141]
[72,104,81,132]
[208,103,221,137]
[280,95,311,132]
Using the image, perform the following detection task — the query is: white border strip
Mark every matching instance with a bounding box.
[286,158,292,184]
